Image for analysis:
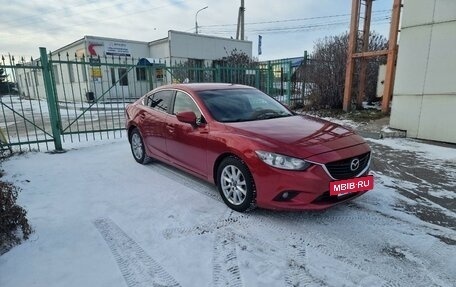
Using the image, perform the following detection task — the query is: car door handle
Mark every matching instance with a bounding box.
[166,124,175,133]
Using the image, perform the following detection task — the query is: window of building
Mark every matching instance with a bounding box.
[110,68,116,85]
[156,68,164,80]
[118,68,128,86]
[68,63,75,83]
[136,67,146,81]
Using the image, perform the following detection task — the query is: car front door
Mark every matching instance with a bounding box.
[141,90,174,160]
[165,91,209,177]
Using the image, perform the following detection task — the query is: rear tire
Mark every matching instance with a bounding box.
[217,156,256,212]
[130,128,150,164]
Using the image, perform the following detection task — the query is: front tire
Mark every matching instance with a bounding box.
[130,128,149,164]
[217,156,256,212]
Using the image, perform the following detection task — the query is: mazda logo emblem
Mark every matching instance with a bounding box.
[350,158,360,171]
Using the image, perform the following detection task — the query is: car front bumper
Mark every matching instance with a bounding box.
[249,156,371,211]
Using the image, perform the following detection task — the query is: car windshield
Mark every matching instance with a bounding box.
[197,88,294,122]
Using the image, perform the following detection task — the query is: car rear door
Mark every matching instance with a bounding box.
[165,91,209,177]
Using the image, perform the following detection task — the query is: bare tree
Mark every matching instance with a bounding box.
[307,32,387,109]
[214,48,256,68]
[213,49,259,85]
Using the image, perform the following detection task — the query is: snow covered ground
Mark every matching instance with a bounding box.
[0,137,455,287]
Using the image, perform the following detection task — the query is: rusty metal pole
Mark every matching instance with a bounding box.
[381,0,402,113]
[357,0,373,107]
[343,0,360,112]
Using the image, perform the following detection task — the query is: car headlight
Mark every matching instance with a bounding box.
[255,151,311,170]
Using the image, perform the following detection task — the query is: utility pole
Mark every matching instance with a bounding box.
[236,0,245,40]
[195,6,208,34]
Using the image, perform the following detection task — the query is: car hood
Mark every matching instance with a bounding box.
[224,115,366,158]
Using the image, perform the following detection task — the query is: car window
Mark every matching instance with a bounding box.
[198,88,293,122]
[249,97,271,110]
[173,91,202,118]
[148,90,174,113]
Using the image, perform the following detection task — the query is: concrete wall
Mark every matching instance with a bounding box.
[390,0,456,143]
[168,30,252,61]
[148,39,170,62]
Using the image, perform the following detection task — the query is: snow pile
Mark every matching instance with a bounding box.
[368,137,456,162]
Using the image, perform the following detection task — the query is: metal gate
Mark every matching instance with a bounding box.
[0,49,56,152]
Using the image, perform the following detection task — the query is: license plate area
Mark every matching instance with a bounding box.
[329,175,374,196]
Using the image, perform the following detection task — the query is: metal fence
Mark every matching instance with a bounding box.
[1,48,312,152]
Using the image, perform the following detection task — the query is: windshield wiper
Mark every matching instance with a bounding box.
[225,118,249,123]
[256,111,291,120]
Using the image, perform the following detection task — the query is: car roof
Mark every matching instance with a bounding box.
[156,83,255,93]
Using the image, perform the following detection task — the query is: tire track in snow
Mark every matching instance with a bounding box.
[212,230,243,287]
[94,218,181,287]
[161,209,389,240]
[162,214,247,239]
[377,235,455,286]
[284,243,327,287]
[162,211,371,286]
[239,214,401,287]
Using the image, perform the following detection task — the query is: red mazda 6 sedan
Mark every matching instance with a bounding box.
[125,83,373,212]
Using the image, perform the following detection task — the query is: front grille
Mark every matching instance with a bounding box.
[325,152,370,180]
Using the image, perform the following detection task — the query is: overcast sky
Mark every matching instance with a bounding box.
[1,0,393,60]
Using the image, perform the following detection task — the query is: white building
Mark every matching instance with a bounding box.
[17,30,252,102]
[390,0,456,143]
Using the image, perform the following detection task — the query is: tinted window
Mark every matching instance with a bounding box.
[173,91,202,118]
[198,88,293,122]
[148,90,174,113]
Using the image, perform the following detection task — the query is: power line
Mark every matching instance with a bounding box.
[200,17,391,36]
[200,9,391,28]
[201,16,391,34]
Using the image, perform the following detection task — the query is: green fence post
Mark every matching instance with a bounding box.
[255,68,260,89]
[267,61,272,95]
[149,66,155,91]
[301,50,308,102]
[287,61,292,106]
[40,47,63,151]
[215,65,221,82]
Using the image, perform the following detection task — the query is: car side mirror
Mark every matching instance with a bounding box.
[176,111,198,125]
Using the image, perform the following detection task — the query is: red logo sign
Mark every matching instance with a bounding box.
[329,175,374,196]
[88,43,103,56]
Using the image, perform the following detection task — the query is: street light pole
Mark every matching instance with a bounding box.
[195,6,208,34]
